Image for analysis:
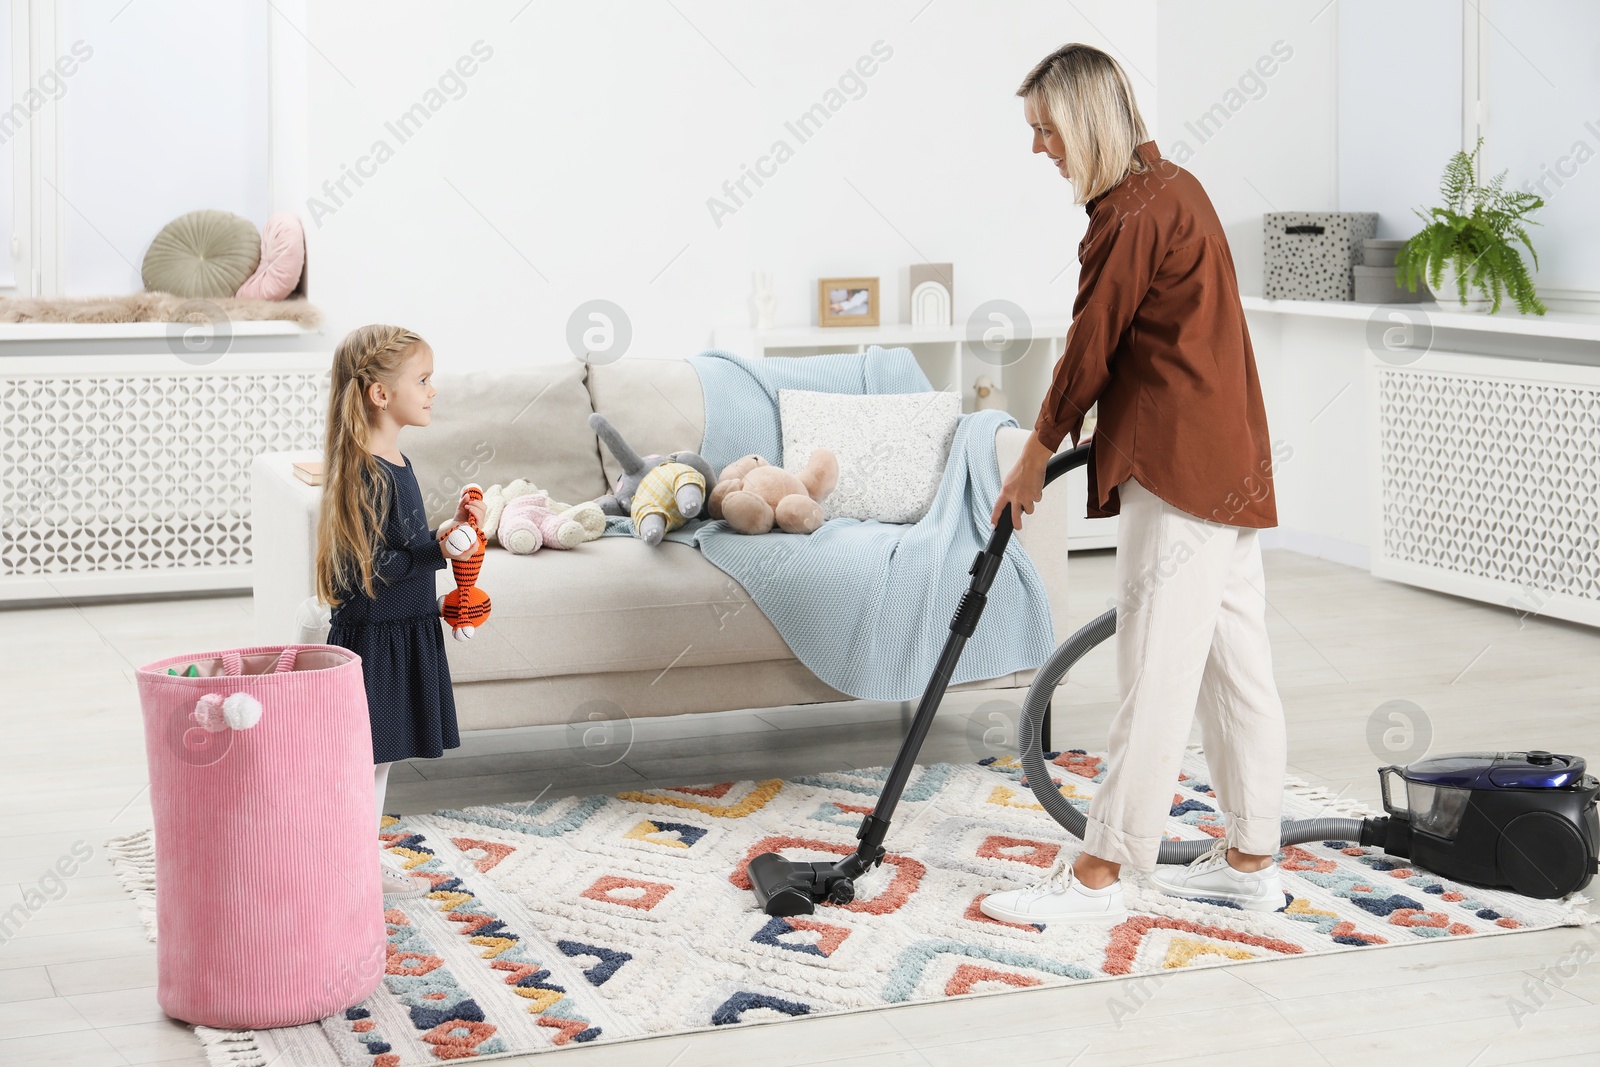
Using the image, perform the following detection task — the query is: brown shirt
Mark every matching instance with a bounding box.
[1033,140,1277,529]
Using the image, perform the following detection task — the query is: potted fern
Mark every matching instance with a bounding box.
[1396,137,1546,315]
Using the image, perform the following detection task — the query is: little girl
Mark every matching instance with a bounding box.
[313,324,482,898]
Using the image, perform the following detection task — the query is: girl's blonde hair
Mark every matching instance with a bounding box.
[1017,43,1152,206]
[315,324,425,608]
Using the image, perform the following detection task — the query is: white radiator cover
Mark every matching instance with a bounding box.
[1,351,328,602]
[1371,349,1600,627]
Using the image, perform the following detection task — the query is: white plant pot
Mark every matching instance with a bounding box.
[1432,258,1492,313]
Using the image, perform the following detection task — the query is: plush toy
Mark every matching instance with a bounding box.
[629,461,708,546]
[480,478,535,543]
[482,478,605,548]
[707,448,840,535]
[436,484,491,641]
[500,492,589,554]
[588,412,715,544]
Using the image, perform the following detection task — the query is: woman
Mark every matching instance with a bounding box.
[980,44,1289,925]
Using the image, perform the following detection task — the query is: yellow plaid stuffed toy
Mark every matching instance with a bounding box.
[630,461,707,543]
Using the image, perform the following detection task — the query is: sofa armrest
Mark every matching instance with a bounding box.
[994,425,1070,645]
[251,449,324,644]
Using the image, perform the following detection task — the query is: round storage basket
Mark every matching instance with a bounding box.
[135,644,384,1029]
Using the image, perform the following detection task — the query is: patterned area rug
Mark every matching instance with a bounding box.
[110,746,1592,1064]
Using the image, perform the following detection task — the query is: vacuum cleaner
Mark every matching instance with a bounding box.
[746,442,1600,916]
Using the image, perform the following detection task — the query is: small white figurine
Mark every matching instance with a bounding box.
[752,271,777,330]
[973,375,1008,413]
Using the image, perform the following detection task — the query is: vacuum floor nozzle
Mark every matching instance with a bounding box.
[747,852,856,916]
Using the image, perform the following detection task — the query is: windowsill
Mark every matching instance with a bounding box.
[1241,295,1600,343]
[0,320,317,342]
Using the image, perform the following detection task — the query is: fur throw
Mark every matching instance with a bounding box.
[0,292,321,326]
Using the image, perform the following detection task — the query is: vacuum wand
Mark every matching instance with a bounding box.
[746,443,1092,916]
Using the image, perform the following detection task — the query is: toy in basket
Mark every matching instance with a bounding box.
[437,483,491,641]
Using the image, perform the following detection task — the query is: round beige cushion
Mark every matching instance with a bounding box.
[142,210,262,299]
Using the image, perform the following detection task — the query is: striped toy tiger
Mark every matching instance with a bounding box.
[437,483,492,641]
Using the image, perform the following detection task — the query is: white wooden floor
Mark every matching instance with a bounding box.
[2,549,1597,1066]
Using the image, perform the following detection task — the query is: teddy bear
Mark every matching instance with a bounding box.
[480,478,606,549]
[499,492,590,554]
[588,412,716,546]
[707,447,839,534]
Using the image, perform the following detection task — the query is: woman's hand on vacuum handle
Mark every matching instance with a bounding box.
[991,432,1053,530]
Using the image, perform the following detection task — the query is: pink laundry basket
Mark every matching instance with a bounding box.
[136,644,385,1029]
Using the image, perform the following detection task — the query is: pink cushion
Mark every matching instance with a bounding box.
[235,212,306,300]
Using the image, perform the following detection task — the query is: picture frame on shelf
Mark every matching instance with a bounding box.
[818,277,879,327]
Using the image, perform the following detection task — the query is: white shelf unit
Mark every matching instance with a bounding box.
[712,321,1117,551]
[1241,295,1600,344]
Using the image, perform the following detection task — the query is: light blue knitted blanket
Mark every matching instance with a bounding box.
[599,347,1056,701]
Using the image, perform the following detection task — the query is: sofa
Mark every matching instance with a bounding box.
[250,356,1073,733]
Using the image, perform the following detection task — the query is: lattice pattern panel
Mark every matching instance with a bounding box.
[1378,368,1600,604]
[1,372,326,578]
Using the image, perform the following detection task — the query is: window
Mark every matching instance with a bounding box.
[4,0,269,297]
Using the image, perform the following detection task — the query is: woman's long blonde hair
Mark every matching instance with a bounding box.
[315,324,425,608]
[1017,43,1152,206]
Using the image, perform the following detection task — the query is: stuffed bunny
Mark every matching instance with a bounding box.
[500,492,587,554]
[482,477,606,547]
[708,448,839,535]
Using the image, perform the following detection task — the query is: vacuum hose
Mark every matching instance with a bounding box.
[1017,606,1371,863]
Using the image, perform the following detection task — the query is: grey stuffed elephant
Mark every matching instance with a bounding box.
[588,412,716,544]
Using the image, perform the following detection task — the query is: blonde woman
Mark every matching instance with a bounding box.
[983,44,1288,924]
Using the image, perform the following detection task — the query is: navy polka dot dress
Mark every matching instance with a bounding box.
[327,453,461,765]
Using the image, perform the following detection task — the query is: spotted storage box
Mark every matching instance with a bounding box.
[1263,211,1378,301]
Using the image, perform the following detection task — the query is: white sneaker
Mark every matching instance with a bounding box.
[379,850,430,897]
[381,864,431,898]
[1149,838,1284,912]
[979,856,1127,926]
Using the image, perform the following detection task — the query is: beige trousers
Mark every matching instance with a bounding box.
[1080,477,1287,872]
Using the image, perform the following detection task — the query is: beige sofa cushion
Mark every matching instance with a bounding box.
[585,358,706,489]
[436,536,794,684]
[400,363,609,528]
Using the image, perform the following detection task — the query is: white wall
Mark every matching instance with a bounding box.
[1480,0,1600,305]
[1156,0,1368,562]
[297,0,1157,369]
[1156,0,1338,300]
[1337,0,1462,241]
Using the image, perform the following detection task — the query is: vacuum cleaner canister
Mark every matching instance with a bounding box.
[1372,750,1600,900]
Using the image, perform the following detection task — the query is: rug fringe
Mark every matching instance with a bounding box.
[1562,893,1595,926]
[1181,743,1383,819]
[195,1026,269,1067]
[1280,775,1384,818]
[104,828,158,942]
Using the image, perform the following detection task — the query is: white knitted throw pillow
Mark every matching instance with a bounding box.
[778,388,961,524]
